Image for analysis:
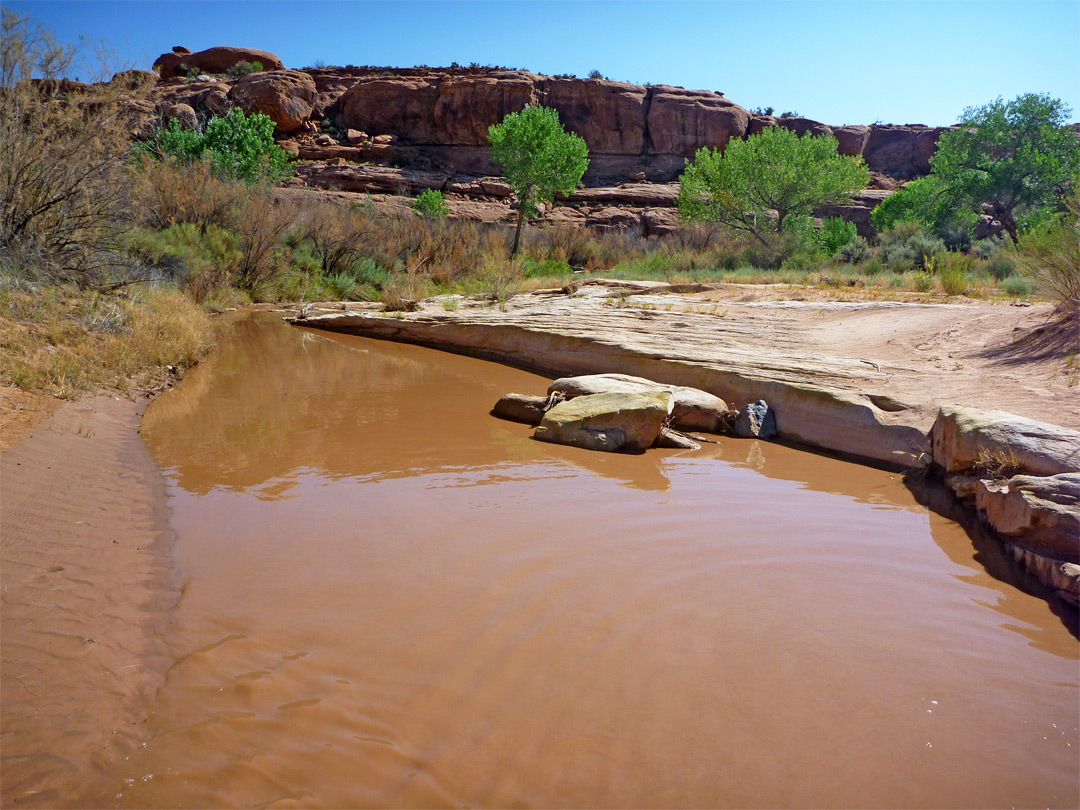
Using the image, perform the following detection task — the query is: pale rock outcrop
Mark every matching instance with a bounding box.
[734,400,777,439]
[228,70,317,134]
[548,373,729,433]
[655,427,702,450]
[534,391,674,454]
[932,405,1080,477]
[975,473,1080,560]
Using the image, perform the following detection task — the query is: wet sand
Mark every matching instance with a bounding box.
[0,395,179,807]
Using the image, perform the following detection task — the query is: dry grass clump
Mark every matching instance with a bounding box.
[0,82,133,286]
[130,156,246,231]
[1014,189,1080,313]
[0,284,214,397]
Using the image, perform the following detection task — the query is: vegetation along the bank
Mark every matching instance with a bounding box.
[1,10,1077,401]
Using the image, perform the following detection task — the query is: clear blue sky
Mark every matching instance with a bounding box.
[7,0,1079,126]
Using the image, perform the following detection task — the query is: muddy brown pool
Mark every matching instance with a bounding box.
[111,314,1079,808]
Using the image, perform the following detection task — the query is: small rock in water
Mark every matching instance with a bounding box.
[734,399,777,439]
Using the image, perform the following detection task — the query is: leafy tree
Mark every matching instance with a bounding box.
[677,126,869,244]
[137,108,293,185]
[488,105,589,255]
[929,93,1080,243]
[870,174,977,239]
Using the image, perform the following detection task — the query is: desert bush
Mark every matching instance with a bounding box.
[912,270,934,292]
[934,252,974,295]
[124,222,241,301]
[986,256,1015,281]
[1013,189,1080,311]
[412,188,448,219]
[234,190,293,293]
[838,234,871,264]
[296,198,372,276]
[226,60,263,79]
[130,155,245,231]
[1001,275,1036,297]
[0,81,132,285]
[878,222,944,271]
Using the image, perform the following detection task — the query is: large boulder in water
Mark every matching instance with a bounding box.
[534,391,673,454]
[548,373,728,433]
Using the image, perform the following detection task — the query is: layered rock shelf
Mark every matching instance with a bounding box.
[132,45,961,237]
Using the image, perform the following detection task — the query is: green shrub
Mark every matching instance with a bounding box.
[879,222,944,271]
[861,256,883,276]
[226,60,263,79]
[136,108,293,185]
[1001,275,1036,297]
[935,252,973,295]
[819,217,857,255]
[838,234,871,264]
[987,257,1016,281]
[413,189,449,219]
[912,270,934,292]
[1013,190,1079,310]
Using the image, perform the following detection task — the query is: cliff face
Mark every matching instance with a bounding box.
[147,53,947,184]
[318,69,943,182]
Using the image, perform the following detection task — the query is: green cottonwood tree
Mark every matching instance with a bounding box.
[928,93,1080,243]
[677,126,869,244]
[488,105,589,255]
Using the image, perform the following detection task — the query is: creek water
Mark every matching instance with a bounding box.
[111,313,1077,808]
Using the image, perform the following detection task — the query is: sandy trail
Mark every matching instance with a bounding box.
[0,395,179,808]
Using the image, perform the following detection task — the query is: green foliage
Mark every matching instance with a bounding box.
[930,93,1080,242]
[413,188,448,219]
[226,60,263,79]
[878,222,944,271]
[136,108,293,185]
[1013,189,1080,310]
[870,175,976,239]
[1001,275,1036,297]
[986,256,1015,281]
[677,127,869,244]
[489,105,589,254]
[819,217,857,255]
[934,252,973,295]
[839,235,871,264]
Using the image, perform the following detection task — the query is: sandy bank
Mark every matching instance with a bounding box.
[0,395,178,808]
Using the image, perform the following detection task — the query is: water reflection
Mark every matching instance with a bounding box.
[123,313,1080,809]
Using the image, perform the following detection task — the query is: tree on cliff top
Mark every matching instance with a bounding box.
[677,126,869,245]
[928,93,1080,243]
[488,105,589,255]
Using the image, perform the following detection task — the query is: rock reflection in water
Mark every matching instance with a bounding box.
[123,314,1079,810]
